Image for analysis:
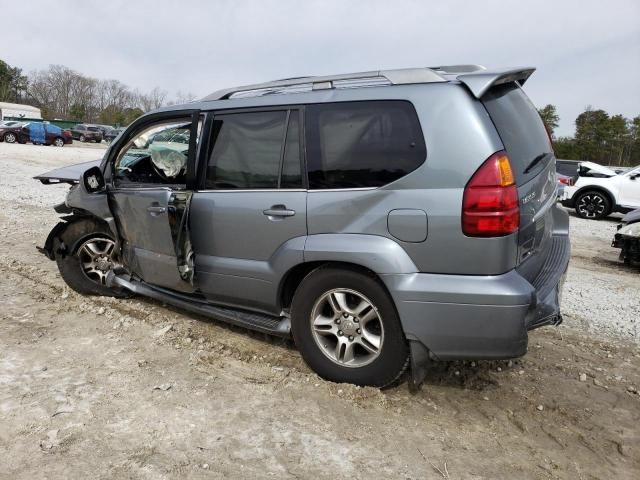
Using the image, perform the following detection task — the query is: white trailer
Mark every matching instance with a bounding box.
[0,102,42,121]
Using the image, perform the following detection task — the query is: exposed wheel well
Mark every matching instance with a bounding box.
[574,187,616,210]
[44,214,113,259]
[279,261,384,311]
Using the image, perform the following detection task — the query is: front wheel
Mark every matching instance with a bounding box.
[79,134,86,142]
[53,137,65,147]
[4,132,16,143]
[291,267,409,388]
[55,219,130,297]
[575,190,611,219]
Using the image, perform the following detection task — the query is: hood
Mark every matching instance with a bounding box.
[579,161,618,177]
[33,159,101,185]
[617,222,640,238]
[622,208,640,226]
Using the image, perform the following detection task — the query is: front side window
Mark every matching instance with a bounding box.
[305,101,426,189]
[114,118,199,186]
[206,110,301,189]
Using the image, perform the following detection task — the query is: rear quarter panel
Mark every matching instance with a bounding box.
[306,83,515,275]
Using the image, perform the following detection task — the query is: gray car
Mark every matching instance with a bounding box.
[36,65,570,388]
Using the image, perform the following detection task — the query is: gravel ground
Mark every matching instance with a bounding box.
[0,142,638,479]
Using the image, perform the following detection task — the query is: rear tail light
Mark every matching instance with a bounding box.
[558,176,573,186]
[462,151,520,237]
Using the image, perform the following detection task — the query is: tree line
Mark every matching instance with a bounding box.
[0,59,196,126]
[538,104,639,167]
[2,58,638,165]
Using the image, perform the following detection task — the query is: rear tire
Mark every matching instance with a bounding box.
[55,219,130,297]
[4,132,16,143]
[79,134,86,142]
[291,267,409,388]
[53,137,65,147]
[575,190,611,219]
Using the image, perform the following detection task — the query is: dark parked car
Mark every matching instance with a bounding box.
[0,122,25,143]
[612,208,640,267]
[71,124,103,143]
[103,127,125,143]
[556,159,579,177]
[0,122,73,146]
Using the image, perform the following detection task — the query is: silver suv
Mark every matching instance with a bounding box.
[37,65,570,388]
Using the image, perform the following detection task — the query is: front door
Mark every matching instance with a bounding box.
[190,109,307,313]
[618,167,640,207]
[108,113,201,293]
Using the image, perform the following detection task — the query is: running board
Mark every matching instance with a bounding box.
[109,274,291,337]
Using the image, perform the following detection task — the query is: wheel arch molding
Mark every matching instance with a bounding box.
[574,185,617,207]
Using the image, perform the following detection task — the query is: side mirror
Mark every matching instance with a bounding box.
[83,166,106,193]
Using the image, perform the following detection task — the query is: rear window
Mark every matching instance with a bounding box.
[305,101,426,189]
[482,83,553,185]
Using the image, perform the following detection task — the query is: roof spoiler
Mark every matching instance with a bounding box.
[456,67,536,98]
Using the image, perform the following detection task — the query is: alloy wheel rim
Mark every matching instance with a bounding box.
[6,133,15,143]
[310,288,384,368]
[77,237,116,286]
[578,194,605,218]
[55,138,64,147]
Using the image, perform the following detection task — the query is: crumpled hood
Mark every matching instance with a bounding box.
[622,208,640,226]
[33,159,101,184]
[579,161,618,177]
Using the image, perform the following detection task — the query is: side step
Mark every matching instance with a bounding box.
[110,274,291,337]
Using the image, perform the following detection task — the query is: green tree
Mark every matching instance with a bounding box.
[537,104,559,138]
[552,137,577,159]
[574,107,611,162]
[0,59,28,103]
[607,114,629,165]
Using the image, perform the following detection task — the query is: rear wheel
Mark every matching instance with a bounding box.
[291,267,409,388]
[4,132,16,143]
[56,219,129,297]
[53,137,65,147]
[79,134,86,142]
[575,190,611,219]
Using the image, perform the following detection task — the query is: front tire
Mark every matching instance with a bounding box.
[55,219,129,297]
[575,190,611,219]
[291,267,409,388]
[4,132,16,143]
[79,134,86,142]
[53,137,65,147]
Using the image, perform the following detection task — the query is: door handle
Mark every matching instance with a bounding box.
[147,205,166,215]
[263,205,296,218]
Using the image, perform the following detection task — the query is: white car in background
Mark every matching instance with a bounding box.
[560,162,640,219]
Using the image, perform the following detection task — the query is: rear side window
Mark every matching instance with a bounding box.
[206,111,287,189]
[305,101,426,189]
[482,83,553,185]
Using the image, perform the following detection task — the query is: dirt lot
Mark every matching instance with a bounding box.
[0,142,638,479]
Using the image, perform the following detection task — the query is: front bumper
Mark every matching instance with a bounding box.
[382,234,570,361]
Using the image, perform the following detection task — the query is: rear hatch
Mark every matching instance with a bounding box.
[482,83,558,283]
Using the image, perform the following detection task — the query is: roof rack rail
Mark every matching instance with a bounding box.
[202,67,447,101]
[428,64,486,73]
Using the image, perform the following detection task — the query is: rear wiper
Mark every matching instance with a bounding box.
[523,152,551,174]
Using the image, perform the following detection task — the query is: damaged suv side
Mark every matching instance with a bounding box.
[37,66,570,389]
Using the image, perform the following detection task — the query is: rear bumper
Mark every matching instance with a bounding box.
[382,222,570,361]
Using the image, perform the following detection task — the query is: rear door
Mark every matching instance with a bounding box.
[190,108,307,314]
[108,112,201,293]
[482,83,557,280]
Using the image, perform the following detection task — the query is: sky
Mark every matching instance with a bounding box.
[2,0,639,137]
